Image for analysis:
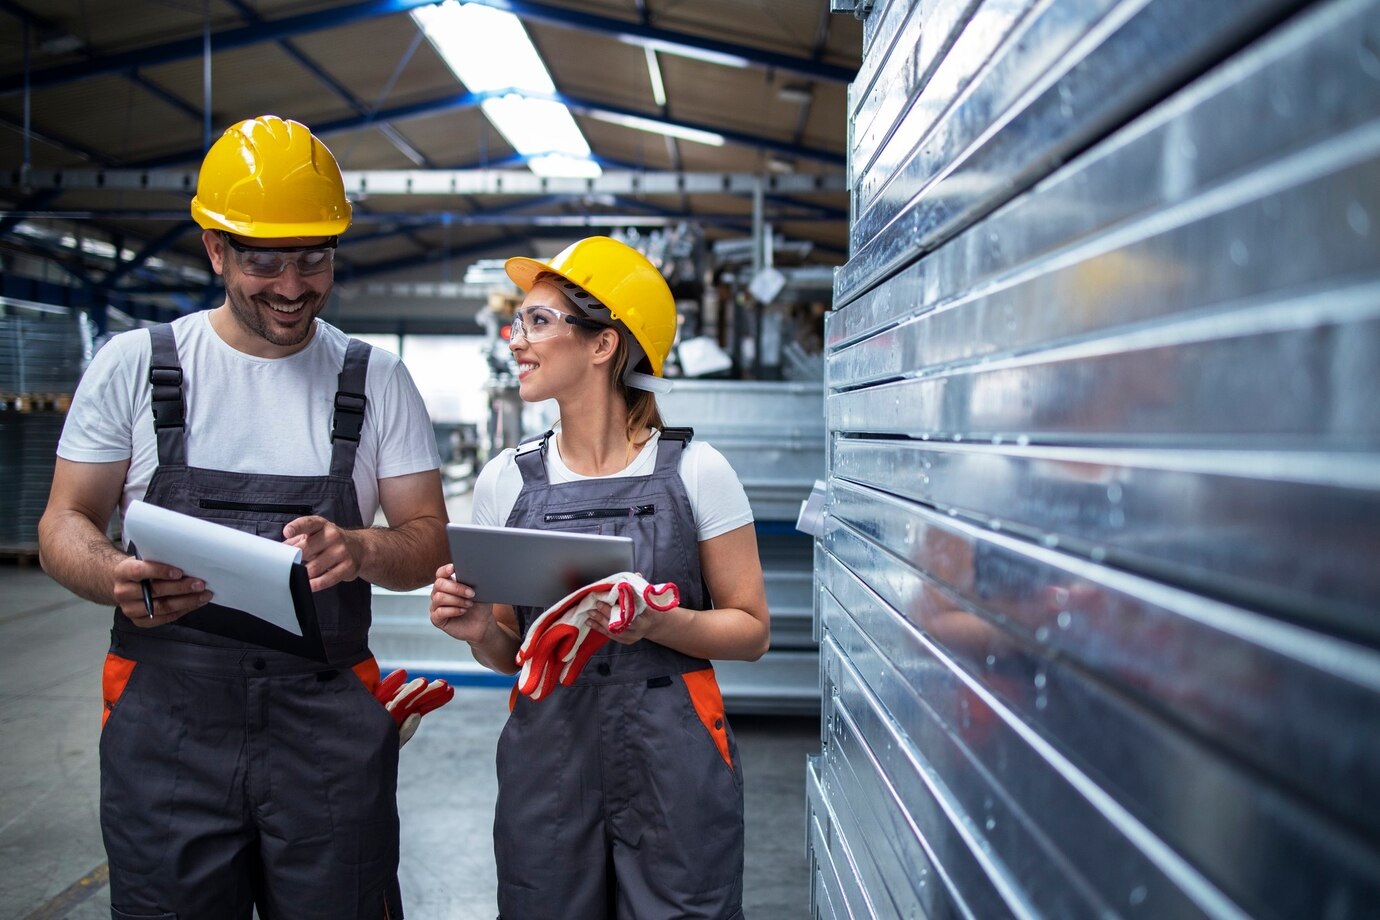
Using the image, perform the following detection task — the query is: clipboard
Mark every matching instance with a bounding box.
[448,523,635,608]
[123,500,328,661]
[172,566,327,661]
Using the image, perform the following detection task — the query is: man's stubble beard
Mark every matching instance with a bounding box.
[224,281,326,348]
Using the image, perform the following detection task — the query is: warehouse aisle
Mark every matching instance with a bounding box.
[0,565,818,919]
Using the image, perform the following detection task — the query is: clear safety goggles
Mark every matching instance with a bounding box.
[509,304,609,343]
[220,231,337,278]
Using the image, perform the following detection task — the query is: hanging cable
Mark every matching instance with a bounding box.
[22,15,32,189]
[202,0,212,150]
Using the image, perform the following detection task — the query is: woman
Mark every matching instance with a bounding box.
[430,235,769,919]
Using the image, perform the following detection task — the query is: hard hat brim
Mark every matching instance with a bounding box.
[191,199,351,238]
[504,256,559,295]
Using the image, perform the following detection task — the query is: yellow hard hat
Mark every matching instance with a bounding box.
[505,236,676,379]
[190,115,351,238]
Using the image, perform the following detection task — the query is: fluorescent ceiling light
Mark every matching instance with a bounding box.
[480,95,587,158]
[620,36,749,69]
[413,2,601,179]
[528,154,603,179]
[645,47,666,107]
[589,111,724,147]
[413,2,552,94]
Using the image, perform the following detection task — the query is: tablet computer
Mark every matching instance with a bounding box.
[447,523,635,608]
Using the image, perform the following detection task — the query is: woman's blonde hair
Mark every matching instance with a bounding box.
[610,334,665,441]
[559,289,665,441]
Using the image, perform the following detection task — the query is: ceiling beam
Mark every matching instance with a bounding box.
[0,0,854,98]
[3,168,847,196]
[0,208,843,228]
[457,0,856,83]
[121,86,843,169]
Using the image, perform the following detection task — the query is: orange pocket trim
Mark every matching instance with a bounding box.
[352,657,381,694]
[101,653,137,730]
[683,668,732,771]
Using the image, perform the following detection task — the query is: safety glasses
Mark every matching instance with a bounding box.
[510,305,609,343]
[219,232,337,278]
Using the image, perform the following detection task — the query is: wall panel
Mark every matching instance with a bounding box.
[810,0,1380,916]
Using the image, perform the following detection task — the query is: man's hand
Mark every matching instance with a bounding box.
[283,515,364,591]
[112,554,211,626]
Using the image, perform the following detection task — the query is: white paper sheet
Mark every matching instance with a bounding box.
[123,500,305,635]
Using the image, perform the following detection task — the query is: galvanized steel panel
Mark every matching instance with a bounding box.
[848,0,984,192]
[821,575,1254,918]
[837,0,1313,305]
[818,484,1380,915]
[827,287,1380,446]
[830,439,1380,638]
[851,0,1099,231]
[830,127,1380,382]
[830,0,1380,343]
[812,0,1380,916]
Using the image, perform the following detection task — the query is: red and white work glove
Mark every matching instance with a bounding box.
[515,572,680,701]
[373,669,456,746]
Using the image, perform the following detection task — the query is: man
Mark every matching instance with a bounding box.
[37,115,447,919]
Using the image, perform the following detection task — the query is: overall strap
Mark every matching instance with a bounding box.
[654,426,711,606]
[329,339,372,479]
[147,324,187,467]
[654,426,694,476]
[514,428,554,485]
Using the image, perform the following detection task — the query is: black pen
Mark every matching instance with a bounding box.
[140,578,155,619]
[129,542,155,619]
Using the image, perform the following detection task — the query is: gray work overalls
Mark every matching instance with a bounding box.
[494,428,746,920]
[99,324,403,920]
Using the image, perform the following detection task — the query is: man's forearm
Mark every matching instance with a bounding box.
[352,516,449,591]
[38,510,126,606]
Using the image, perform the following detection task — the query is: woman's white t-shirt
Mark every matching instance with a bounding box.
[470,428,753,542]
[57,311,440,531]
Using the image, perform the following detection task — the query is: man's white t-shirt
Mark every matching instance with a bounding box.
[470,428,753,542]
[58,311,440,533]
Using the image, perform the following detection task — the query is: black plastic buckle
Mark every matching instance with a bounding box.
[148,365,185,429]
[149,366,183,387]
[331,391,367,443]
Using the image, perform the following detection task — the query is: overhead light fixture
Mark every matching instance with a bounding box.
[766,155,796,174]
[39,33,85,56]
[777,83,813,105]
[645,47,667,108]
[528,153,603,179]
[619,36,750,69]
[588,110,725,147]
[412,1,601,179]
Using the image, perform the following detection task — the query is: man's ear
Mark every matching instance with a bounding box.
[202,230,226,276]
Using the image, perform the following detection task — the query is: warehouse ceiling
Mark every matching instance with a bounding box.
[0,0,861,331]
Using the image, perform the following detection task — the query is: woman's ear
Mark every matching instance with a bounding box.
[590,328,621,367]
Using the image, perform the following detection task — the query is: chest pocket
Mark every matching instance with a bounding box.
[196,498,316,541]
[541,502,659,576]
[543,503,655,527]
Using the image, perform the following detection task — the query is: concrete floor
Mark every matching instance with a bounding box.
[0,565,820,920]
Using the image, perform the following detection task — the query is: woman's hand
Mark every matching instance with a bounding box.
[588,599,684,645]
[428,563,485,643]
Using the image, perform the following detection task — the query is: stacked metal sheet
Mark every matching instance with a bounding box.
[659,379,826,714]
[0,313,86,395]
[0,312,88,552]
[0,413,65,550]
[811,0,1380,917]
